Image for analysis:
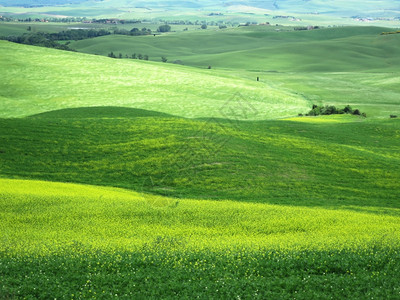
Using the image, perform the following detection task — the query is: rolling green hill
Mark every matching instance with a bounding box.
[1,178,400,298]
[1,32,400,298]
[70,26,400,72]
[3,177,399,255]
[69,26,400,118]
[0,40,308,119]
[2,26,400,121]
[1,106,399,207]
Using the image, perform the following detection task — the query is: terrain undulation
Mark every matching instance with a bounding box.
[1,20,400,298]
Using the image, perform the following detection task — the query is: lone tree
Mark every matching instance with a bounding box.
[157,24,171,33]
[201,24,208,29]
[161,56,168,63]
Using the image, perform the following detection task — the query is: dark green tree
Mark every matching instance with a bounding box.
[343,105,353,114]
[157,24,171,32]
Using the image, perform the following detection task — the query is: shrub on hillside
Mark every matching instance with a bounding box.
[343,105,353,114]
[308,105,338,116]
[303,105,366,117]
[157,25,171,33]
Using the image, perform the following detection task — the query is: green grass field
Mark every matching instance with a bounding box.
[70,26,400,72]
[68,25,400,117]
[0,107,399,207]
[0,40,308,119]
[0,22,211,37]
[1,178,400,298]
[1,23,400,298]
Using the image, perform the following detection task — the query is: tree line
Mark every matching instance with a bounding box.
[0,27,150,51]
[113,28,152,36]
[46,29,110,40]
[108,52,149,60]
[1,29,112,51]
[1,32,75,51]
[299,105,367,117]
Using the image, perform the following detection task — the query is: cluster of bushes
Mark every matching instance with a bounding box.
[157,25,171,33]
[299,105,366,117]
[158,19,228,26]
[92,19,142,24]
[47,29,110,40]
[1,29,111,51]
[1,32,75,51]
[294,26,320,31]
[113,28,152,36]
[108,52,149,60]
[0,16,143,24]
[11,17,87,23]
[380,31,400,35]
[2,27,153,52]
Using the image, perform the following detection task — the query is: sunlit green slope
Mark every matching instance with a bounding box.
[1,177,400,298]
[0,40,307,119]
[1,28,400,299]
[1,177,400,254]
[1,107,399,207]
[67,26,400,118]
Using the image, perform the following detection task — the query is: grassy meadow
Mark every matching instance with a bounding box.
[0,107,400,207]
[0,40,307,119]
[1,178,400,298]
[1,20,400,298]
[69,25,400,117]
[70,26,400,72]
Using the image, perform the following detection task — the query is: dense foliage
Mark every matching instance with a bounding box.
[113,27,152,36]
[157,24,171,32]
[300,104,366,117]
[1,32,74,50]
[2,249,400,299]
[1,29,111,50]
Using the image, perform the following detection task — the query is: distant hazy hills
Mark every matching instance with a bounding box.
[0,0,87,6]
[0,0,399,17]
